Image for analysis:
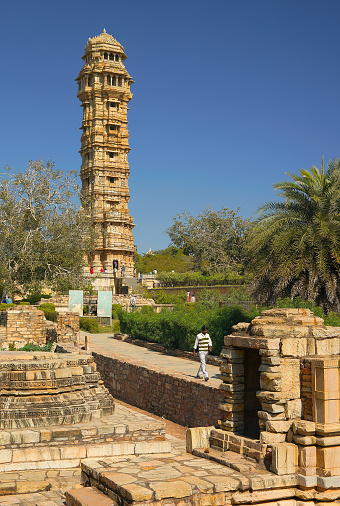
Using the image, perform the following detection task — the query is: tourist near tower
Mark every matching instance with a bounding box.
[76,30,136,287]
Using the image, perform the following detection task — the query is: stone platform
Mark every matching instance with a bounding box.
[66,448,332,506]
[0,351,114,428]
[0,404,170,497]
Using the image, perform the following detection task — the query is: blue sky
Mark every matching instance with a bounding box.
[1,0,339,253]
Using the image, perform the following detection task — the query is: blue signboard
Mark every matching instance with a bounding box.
[97,291,112,318]
[69,290,84,316]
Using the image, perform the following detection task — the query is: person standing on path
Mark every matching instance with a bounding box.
[193,325,212,381]
[130,295,136,312]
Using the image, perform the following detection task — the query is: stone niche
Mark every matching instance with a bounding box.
[217,308,340,488]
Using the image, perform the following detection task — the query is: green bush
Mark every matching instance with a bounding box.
[157,271,252,287]
[118,303,259,354]
[147,289,187,305]
[79,317,99,333]
[112,304,123,319]
[18,342,54,352]
[24,293,51,305]
[0,303,16,311]
[19,301,30,305]
[323,312,340,327]
[39,303,57,322]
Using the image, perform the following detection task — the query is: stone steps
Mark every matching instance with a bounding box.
[65,486,115,506]
[0,407,171,473]
[64,450,299,506]
[0,467,81,497]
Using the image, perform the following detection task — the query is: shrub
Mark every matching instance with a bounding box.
[112,304,123,319]
[117,303,258,355]
[18,342,54,352]
[39,303,57,322]
[0,303,16,311]
[79,317,99,333]
[324,312,340,327]
[24,293,51,305]
[19,301,30,305]
[147,289,187,305]
[157,271,252,287]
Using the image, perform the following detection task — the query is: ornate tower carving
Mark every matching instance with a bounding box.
[76,30,136,277]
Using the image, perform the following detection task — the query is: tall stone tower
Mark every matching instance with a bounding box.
[76,30,136,278]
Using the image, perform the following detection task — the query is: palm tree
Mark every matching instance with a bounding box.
[248,158,340,312]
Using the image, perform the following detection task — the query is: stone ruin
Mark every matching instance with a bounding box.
[188,308,340,493]
[0,305,79,348]
[0,306,170,498]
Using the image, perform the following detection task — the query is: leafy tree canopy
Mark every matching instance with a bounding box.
[134,247,193,274]
[0,160,95,297]
[248,158,340,312]
[166,207,251,275]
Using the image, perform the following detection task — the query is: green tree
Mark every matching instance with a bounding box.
[248,158,340,312]
[134,247,193,274]
[166,207,250,274]
[0,160,95,296]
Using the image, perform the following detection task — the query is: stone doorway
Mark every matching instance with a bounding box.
[243,348,261,439]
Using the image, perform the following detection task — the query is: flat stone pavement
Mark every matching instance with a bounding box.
[79,331,221,387]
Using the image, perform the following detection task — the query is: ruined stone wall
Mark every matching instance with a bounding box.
[93,351,223,427]
[4,306,46,346]
[57,312,79,342]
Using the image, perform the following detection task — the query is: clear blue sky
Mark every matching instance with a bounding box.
[1,0,339,254]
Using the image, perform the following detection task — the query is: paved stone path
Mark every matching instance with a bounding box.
[80,331,221,387]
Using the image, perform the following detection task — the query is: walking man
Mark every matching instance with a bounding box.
[193,325,212,381]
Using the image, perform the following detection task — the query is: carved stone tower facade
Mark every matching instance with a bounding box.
[76,30,136,277]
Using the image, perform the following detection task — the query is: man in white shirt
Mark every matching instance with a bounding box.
[193,325,212,381]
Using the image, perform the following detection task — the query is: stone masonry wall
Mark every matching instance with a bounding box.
[4,306,46,346]
[57,312,79,342]
[93,351,223,427]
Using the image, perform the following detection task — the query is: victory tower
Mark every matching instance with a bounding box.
[76,30,136,277]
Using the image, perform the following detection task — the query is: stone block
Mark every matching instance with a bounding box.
[293,435,316,446]
[297,474,317,488]
[12,447,60,463]
[315,337,340,356]
[271,443,298,475]
[120,482,154,502]
[292,420,315,435]
[11,430,40,444]
[0,449,12,463]
[260,373,282,392]
[231,488,296,505]
[186,426,213,453]
[60,446,86,459]
[0,432,11,445]
[261,402,285,413]
[224,335,280,350]
[317,446,340,476]
[317,475,340,489]
[204,475,240,492]
[182,475,214,492]
[16,480,50,494]
[258,410,285,421]
[281,338,307,357]
[299,446,316,476]
[220,348,244,360]
[266,421,293,434]
[260,431,286,444]
[285,399,302,419]
[134,440,171,454]
[65,486,115,506]
[151,480,193,499]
